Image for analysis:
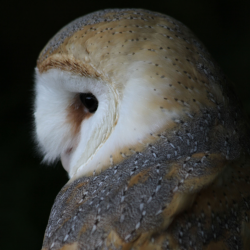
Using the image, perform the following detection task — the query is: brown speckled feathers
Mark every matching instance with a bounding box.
[37,9,250,250]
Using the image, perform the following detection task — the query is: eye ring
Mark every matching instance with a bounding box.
[79,93,98,113]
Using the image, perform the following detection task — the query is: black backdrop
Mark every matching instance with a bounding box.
[1,0,250,249]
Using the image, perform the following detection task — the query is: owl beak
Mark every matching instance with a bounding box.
[61,148,73,172]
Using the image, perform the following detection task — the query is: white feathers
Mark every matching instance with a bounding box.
[34,65,179,179]
[34,68,76,164]
[34,68,117,176]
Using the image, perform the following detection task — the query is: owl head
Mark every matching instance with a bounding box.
[34,9,249,181]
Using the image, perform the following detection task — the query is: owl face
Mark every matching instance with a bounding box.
[34,68,116,176]
[36,10,250,250]
[34,59,176,179]
[34,9,226,180]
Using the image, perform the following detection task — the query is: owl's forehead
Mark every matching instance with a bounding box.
[37,9,184,64]
[37,9,224,112]
[37,9,204,73]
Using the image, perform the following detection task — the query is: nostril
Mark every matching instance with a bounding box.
[66,147,73,154]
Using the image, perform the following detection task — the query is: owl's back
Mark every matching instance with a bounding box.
[36,9,250,250]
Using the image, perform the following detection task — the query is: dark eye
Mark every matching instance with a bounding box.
[79,93,98,113]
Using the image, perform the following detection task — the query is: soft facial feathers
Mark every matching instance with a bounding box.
[35,8,248,179]
[36,9,250,250]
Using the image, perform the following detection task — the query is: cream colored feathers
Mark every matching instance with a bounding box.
[34,9,250,250]
[35,9,222,179]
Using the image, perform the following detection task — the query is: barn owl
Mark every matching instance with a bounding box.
[34,8,250,250]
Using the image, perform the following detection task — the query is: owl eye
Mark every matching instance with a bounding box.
[79,93,98,113]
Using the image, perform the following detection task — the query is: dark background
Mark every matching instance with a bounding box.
[1,0,250,249]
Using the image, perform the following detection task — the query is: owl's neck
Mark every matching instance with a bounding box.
[43,104,250,249]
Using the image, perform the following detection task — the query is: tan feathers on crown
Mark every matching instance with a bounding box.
[34,9,250,250]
